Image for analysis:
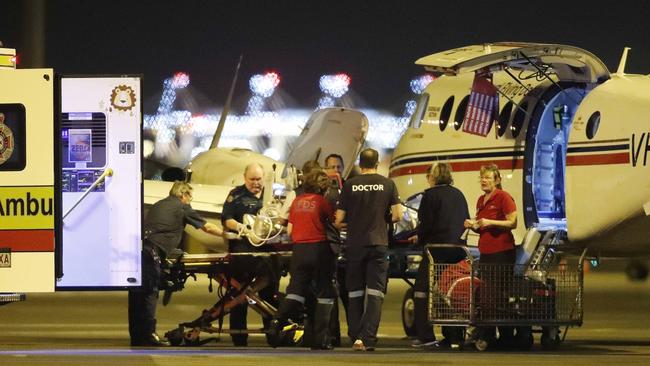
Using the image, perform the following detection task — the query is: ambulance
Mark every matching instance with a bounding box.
[1,47,142,303]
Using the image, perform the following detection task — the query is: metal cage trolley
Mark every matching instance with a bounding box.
[425,243,585,351]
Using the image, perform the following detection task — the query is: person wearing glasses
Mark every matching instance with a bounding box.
[129,181,222,347]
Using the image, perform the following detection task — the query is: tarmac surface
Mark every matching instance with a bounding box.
[1,263,649,365]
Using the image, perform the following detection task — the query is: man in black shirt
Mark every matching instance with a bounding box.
[129,181,221,347]
[221,163,279,346]
[335,148,402,351]
[413,163,469,349]
[324,153,348,346]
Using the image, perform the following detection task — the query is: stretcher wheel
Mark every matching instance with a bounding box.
[541,326,561,350]
[184,334,201,347]
[165,327,185,347]
[474,338,490,352]
[401,287,416,337]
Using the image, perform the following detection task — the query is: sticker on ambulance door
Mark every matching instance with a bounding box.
[0,112,14,165]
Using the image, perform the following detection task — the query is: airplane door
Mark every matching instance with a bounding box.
[524,87,584,230]
[283,107,368,179]
[56,76,142,289]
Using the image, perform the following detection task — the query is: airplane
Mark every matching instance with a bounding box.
[389,42,650,278]
[144,106,369,253]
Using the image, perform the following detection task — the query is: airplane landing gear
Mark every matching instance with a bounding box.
[625,260,648,281]
[401,287,416,337]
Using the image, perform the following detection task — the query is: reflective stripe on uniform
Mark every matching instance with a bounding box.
[317,297,335,304]
[414,291,427,299]
[348,290,365,298]
[367,288,385,298]
[285,294,306,303]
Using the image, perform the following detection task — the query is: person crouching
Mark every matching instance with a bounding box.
[269,170,337,350]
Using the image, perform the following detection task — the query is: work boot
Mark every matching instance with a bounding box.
[267,319,283,348]
[132,333,169,347]
[312,301,335,350]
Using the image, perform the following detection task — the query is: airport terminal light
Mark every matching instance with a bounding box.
[249,72,281,98]
[404,100,417,116]
[409,74,435,95]
[319,73,350,98]
[317,96,335,110]
[171,72,190,89]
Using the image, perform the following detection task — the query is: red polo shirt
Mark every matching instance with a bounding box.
[288,193,334,244]
[475,189,516,254]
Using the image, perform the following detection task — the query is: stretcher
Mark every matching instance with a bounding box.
[162,251,292,346]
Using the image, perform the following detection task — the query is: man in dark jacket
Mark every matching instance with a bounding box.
[412,163,469,349]
[129,181,221,347]
[221,163,280,346]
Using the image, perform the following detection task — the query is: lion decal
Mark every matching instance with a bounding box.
[110,85,137,112]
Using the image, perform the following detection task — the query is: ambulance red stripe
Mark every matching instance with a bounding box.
[0,230,55,252]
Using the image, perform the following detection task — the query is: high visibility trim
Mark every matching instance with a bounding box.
[317,298,335,304]
[348,290,365,298]
[367,288,385,298]
[285,294,306,303]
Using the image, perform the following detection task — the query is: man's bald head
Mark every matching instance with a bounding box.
[359,148,379,169]
[243,163,264,195]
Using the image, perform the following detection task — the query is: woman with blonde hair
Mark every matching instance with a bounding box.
[464,163,517,350]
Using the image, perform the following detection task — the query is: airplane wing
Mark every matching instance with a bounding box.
[144,179,231,253]
[144,179,229,215]
[416,42,610,83]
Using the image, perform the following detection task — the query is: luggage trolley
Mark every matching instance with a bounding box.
[425,244,586,351]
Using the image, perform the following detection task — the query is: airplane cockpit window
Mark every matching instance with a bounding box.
[453,95,469,130]
[510,101,528,138]
[409,93,429,129]
[497,101,513,137]
[0,104,26,171]
[586,111,600,139]
[439,96,454,131]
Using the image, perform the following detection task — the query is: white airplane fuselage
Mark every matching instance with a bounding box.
[390,56,650,258]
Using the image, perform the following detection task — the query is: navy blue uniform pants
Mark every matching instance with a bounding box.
[345,245,388,347]
[128,243,161,342]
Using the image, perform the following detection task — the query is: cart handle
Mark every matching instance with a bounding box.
[423,243,475,265]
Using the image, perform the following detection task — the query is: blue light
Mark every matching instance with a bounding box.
[410,74,435,94]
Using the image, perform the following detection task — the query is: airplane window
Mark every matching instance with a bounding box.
[439,96,454,131]
[510,101,528,137]
[453,95,470,130]
[586,111,600,139]
[409,93,430,129]
[497,101,513,137]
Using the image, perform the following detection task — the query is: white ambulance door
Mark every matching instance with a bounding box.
[0,68,55,293]
[56,76,142,289]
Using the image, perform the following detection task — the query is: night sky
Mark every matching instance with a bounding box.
[3,0,650,114]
